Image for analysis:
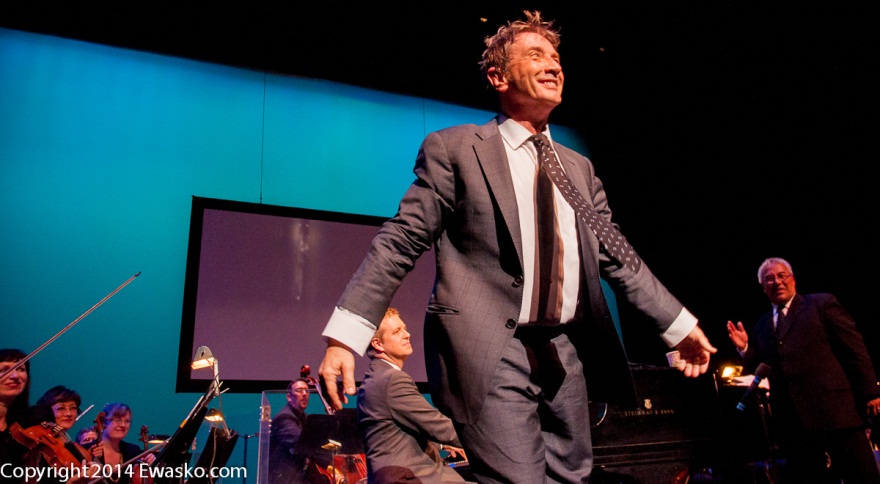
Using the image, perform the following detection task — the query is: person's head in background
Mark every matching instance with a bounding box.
[287,378,310,413]
[100,402,133,443]
[757,257,797,306]
[76,427,99,447]
[0,349,30,428]
[36,385,81,431]
[367,308,413,369]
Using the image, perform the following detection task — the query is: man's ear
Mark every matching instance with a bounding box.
[487,66,507,92]
[370,338,383,353]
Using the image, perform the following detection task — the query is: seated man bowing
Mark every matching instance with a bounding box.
[357,308,469,484]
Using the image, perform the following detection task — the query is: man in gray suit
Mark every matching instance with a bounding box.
[357,308,469,483]
[319,10,717,483]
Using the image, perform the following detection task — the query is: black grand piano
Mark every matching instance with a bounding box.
[589,364,772,483]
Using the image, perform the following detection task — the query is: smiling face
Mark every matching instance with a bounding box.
[489,31,563,126]
[103,410,132,441]
[51,400,79,431]
[0,359,27,405]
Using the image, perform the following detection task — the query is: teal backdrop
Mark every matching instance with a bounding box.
[1,27,610,481]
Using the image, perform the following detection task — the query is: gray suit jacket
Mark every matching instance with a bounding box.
[357,358,464,484]
[339,117,685,423]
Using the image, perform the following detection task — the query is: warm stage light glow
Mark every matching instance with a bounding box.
[720,365,743,380]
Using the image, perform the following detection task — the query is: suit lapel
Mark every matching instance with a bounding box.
[474,120,524,269]
[776,294,802,338]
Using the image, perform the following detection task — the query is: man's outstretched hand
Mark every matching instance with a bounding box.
[674,325,717,378]
[318,339,357,411]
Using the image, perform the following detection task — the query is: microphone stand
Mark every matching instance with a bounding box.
[755,389,780,484]
[241,432,259,484]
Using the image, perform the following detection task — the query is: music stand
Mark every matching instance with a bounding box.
[294,408,363,478]
[188,426,240,484]
[150,381,218,482]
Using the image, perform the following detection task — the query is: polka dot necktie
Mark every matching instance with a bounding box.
[530,134,642,273]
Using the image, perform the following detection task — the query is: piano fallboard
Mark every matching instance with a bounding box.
[590,366,719,466]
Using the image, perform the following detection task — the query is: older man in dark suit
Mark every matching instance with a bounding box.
[357,308,468,484]
[319,10,716,483]
[727,257,880,483]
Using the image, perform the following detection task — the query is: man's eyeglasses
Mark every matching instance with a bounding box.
[290,388,310,395]
[763,272,791,284]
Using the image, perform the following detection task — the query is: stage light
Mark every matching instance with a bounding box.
[191,346,216,370]
[720,364,743,382]
[191,345,221,397]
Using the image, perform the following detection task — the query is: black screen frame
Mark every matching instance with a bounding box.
[176,196,436,393]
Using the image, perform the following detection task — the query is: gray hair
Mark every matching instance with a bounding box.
[757,257,793,283]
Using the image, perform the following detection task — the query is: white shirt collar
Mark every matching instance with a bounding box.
[498,115,553,150]
[379,357,401,371]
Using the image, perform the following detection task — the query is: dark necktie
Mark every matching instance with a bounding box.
[529,134,642,272]
[531,156,563,323]
[775,305,785,332]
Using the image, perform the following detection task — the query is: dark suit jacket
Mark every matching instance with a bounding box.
[357,358,464,484]
[743,293,879,430]
[339,118,686,423]
[268,403,307,483]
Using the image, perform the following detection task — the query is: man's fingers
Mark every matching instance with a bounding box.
[322,375,344,411]
[342,370,357,396]
[319,343,356,411]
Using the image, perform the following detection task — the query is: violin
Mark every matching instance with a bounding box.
[93,411,106,447]
[10,421,94,469]
[139,426,149,451]
[131,426,154,484]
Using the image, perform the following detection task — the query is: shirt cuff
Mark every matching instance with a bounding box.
[659,307,698,347]
[322,306,378,356]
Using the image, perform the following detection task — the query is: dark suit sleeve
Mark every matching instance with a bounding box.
[821,295,880,403]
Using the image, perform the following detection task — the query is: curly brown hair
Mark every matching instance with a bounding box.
[479,10,561,86]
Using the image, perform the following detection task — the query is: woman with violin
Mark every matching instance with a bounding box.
[89,402,155,484]
[12,385,97,484]
[34,386,82,436]
[1,349,31,469]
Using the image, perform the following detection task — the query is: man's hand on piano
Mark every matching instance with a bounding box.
[674,325,717,378]
[440,444,467,461]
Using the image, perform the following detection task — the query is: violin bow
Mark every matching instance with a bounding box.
[76,404,95,423]
[0,272,141,382]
